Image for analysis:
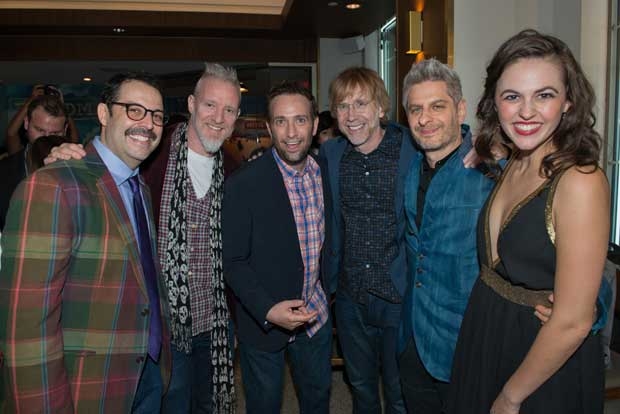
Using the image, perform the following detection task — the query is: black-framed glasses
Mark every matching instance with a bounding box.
[110,102,167,127]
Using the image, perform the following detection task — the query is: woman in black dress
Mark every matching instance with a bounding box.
[448,30,609,414]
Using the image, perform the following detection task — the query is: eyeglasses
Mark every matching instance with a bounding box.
[335,100,370,114]
[110,102,166,127]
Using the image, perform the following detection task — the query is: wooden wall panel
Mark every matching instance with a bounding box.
[0,35,317,63]
[0,9,283,32]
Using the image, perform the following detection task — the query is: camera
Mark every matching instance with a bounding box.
[43,84,61,98]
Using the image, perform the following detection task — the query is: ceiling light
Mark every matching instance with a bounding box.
[345,2,361,9]
[83,77,92,82]
[327,1,338,6]
[112,27,125,33]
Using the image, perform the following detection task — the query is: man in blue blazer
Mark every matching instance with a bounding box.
[223,82,333,413]
[397,59,495,414]
[320,67,416,413]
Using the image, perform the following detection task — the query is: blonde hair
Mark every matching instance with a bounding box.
[328,67,390,121]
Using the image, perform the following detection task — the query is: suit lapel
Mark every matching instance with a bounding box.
[264,151,303,260]
[85,144,148,296]
[395,127,416,224]
[315,154,332,226]
[406,151,423,236]
[325,138,347,239]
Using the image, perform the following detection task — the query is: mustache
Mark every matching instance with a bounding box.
[125,127,157,140]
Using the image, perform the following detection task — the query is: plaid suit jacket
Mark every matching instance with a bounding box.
[0,143,171,413]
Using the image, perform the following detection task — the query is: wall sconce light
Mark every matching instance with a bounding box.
[406,11,423,55]
[239,82,249,93]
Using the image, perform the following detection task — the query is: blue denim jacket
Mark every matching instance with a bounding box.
[399,125,495,381]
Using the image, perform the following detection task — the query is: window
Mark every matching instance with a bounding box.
[608,0,620,243]
[380,16,397,121]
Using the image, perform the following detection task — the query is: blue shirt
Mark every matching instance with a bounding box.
[92,137,142,244]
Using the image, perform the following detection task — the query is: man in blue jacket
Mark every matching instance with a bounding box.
[320,67,415,413]
[397,58,494,413]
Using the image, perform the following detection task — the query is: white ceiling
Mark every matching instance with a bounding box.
[0,0,288,14]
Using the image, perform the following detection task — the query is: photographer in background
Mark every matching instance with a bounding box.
[0,94,70,231]
[5,84,79,155]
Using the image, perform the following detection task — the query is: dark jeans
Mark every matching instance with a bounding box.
[132,355,164,414]
[239,319,332,414]
[162,332,214,414]
[335,291,406,414]
[398,339,450,414]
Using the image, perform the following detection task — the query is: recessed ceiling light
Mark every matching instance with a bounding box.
[327,1,338,6]
[112,27,125,33]
[345,2,361,9]
[83,77,92,82]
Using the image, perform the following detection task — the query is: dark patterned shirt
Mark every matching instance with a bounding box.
[339,128,402,304]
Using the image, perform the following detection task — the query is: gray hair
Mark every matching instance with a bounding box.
[401,58,463,109]
[194,62,241,101]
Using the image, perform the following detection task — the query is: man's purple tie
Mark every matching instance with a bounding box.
[128,175,162,361]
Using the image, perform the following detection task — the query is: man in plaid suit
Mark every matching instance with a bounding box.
[0,72,171,413]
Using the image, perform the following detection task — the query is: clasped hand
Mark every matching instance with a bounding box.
[266,299,318,331]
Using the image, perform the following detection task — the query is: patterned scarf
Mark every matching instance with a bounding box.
[163,123,235,412]
[163,123,192,352]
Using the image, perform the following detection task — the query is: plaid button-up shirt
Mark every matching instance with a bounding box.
[273,148,328,337]
[158,133,214,336]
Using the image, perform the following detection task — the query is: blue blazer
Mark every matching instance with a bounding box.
[320,122,417,313]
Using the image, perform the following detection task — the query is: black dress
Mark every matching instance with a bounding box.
[447,170,604,414]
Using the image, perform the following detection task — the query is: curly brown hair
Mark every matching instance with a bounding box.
[475,29,601,177]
